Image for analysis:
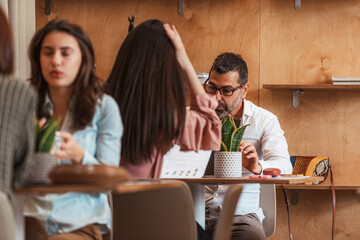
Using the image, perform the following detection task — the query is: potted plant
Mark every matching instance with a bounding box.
[29,118,60,184]
[214,116,249,177]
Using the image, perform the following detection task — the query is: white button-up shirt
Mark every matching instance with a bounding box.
[211,99,292,221]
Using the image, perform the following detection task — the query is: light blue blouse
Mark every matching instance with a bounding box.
[24,94,123,235]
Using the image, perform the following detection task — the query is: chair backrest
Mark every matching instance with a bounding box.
[0,191,17,240]
[259,184,276,238]
[213,184,243,240]
[111,180,197,240]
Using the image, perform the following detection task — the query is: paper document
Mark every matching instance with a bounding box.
[160,145,212,179]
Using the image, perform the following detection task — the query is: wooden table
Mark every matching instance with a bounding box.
[167,175,324,228]
[14,180,181,195]
[14,179,181,240]
[180,176,324,185]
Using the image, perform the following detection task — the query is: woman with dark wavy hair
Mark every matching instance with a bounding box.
[106,19,221,178]
[24,19,122,240]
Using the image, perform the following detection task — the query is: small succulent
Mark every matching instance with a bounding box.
[220,116,249,152]
[35,118,60,152]
[128,16,135,33]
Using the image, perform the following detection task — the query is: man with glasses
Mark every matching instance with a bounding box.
[205,53,292,240]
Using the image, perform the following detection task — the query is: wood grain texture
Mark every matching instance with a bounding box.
[175,176,324,184]
[35,1,360,239]
[269,189,360,240]
[260,0,360,185]
[35,0,260,104]
[263,84,360,90]
[14,180,182,195]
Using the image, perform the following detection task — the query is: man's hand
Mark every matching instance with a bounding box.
[239,141,262,175]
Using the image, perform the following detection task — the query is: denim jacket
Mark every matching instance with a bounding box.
[24,94,123,235]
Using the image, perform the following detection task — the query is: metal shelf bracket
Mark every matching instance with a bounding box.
[292,89,304,108]
[178,0,184,15]
[295,0,301,10]
[46,0,51,15]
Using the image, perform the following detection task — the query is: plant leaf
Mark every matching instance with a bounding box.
[230,124,249,151]
[229,117,237,129]
[37,118,60,152]
[220,141,228,151]
[36,127,47,151]
[221,117,235,151]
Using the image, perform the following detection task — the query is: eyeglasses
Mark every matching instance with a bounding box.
[203,79,244,96]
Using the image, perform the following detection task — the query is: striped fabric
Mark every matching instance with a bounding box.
[0,75,37,201]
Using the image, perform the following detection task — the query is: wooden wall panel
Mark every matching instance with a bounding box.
[35,0,360,239]
[35,0,260,104]
[269,190,360,240]
[260,0,360,185]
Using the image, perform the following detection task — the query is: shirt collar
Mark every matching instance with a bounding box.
[44,92,76,132]
[44,93,54,115]
[44,92,76,112]
[242,99,253,118]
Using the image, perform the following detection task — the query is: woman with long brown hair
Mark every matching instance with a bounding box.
[24,19,122,240]
[106,19,221,178]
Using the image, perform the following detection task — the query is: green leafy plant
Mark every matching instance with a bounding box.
[128,16,135,33]
[35,118,60,152]
[220,116,249,152]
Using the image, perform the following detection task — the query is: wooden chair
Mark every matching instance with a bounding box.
[0,191,17,240]
[111,180,197,240]
[260,184,276,238]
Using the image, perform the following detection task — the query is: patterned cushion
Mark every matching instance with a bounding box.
[290,156,329,184]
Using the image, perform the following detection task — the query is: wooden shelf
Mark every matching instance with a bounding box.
[263,84,360,90]
[263,84,360,107]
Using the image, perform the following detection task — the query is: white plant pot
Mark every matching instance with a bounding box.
[28,153,58,184]
[214,152,243,177]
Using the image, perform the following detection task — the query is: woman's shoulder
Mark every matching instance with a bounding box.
[0,76,37,100]
[97,94,118,107]
[93,93,122,128]
[0,75,27,88]
[96,94,120,115]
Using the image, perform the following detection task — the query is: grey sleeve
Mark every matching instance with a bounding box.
[13,86,37,187]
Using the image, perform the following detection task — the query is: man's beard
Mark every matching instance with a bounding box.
[216,94,242,119]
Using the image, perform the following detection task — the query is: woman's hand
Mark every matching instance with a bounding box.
[163,23,205,95]
[163,23,187,68]
[52,131,84,164]
[38,117,47,127]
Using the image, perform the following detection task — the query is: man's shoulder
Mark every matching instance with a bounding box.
[244,99,278,120]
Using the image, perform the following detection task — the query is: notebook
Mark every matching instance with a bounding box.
[160,144,212,179]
